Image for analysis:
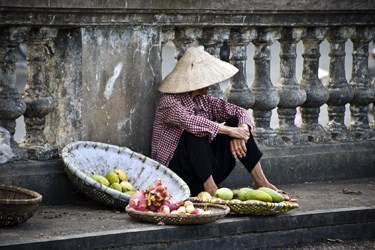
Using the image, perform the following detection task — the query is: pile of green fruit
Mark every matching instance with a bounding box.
[197,186,285,203]
[91,169,137,195]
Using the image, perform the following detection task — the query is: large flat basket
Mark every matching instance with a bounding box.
[62,141,190,210]
[190,197,299,216]
[126,203,230,225]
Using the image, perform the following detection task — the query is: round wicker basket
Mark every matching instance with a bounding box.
[190,197,299,216]
[62,141,191,210]
[126,203,230,225]
[0,184,42,227]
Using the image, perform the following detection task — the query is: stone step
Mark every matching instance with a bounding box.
[0,140,374,205]
[0,178,374,249]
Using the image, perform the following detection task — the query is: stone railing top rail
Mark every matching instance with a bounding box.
[1,0,375,26]
[0,0,374,10]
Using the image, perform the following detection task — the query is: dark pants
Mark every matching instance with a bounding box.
[168,117,263,196]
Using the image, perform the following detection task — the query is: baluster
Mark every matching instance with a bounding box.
[276,27,307,144]
[299,28,331,142]
[325,27,354,141]
[200,27,230,99]
[349,27,375,139]
[225,28,256,109]
[0,27,29,160]
[173,27,202,59]
[20,28,58,160]
[251,27,282,145]
[373,37,375,129]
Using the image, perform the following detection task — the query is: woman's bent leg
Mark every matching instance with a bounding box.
[168,131,216,196]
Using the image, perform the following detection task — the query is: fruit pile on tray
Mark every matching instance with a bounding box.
[125,179,230,225]
[190,187,299,216]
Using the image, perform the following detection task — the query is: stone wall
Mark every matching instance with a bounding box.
[45,26,161,154]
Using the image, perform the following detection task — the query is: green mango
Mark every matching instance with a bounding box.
[215,187,233,200]
[244,189,273,202]
[258,187,284,203]
[92,175,110,187]
[237,188,252,201]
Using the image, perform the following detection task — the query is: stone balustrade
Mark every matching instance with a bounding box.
[0,1,374,162]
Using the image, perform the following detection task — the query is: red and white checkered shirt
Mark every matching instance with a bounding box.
[151,93,254,166]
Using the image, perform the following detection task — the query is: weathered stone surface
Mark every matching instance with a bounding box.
[45,29,83,151]
[1,0,374,10]
[0,1,374,27]
[46,26,161,155]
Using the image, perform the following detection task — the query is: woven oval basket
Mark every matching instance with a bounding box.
[190,197,299,216]
[126,203,229,225]
[62,141,191,210]
[0,184,42,227]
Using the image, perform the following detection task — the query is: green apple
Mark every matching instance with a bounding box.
[114,169,128,182]
[120,181,136,192]
[197,191,212,202]
[109,182,122,192]
[105,171,120,184]
[92,175,110,187]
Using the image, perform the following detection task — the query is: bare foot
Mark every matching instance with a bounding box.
[203,175,218,196]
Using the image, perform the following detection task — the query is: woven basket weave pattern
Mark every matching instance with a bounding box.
[0,184,42,227]
[126,203,230,225]
[190,197,299,215]
[62,141,191,210]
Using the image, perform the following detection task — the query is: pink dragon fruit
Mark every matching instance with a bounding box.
[146,179,171,207]
[128,190,147,211]
[160,198,184,212]
[147,203,161,212]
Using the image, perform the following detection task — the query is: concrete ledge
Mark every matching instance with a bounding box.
[0,207,374,250]
[0,160,87,205]
[0,140,374,205]
[223,140,375,188]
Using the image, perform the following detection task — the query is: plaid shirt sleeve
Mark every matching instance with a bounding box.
[204,95,254,130]
[161,94,221,140]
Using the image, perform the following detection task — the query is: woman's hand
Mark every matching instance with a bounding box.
[219,124,250,140]
[230,138,247,158]
[219,123,250,158]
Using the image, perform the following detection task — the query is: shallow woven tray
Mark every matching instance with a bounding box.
[62,141,191,210]
[126,203,230,225]
[0,184,42,227]
[190,197,299,216]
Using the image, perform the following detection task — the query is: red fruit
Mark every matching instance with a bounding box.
[147,179,171,202]
[160,198,184,211]
[192,208,201,215]
[147,203,161,212]
[128,190,147,211]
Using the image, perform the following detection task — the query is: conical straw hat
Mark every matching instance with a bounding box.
[159,46,239,93]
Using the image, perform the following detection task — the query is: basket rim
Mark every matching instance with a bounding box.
[126,202,230,217]
[125,203,230,224]
[0,184,43,205]
[189,197,299,215]
[61,140,191,202]
[190,197,299,208]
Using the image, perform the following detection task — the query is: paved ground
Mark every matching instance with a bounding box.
[262,239,375,250]
[1,177,374,248]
